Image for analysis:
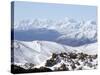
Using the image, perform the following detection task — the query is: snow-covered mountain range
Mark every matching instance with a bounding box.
[12,17,97,71]
[12,40,75,65]
[12,40,97,65]
[13,18,97,46]
[12,40,97,70]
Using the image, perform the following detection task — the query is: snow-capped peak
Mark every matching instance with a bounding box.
[13,18,97,47]
[14,18,96,31]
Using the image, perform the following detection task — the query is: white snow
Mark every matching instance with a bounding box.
[14,18,97,43]
[12,17,97,70]
[76,43,98,55]
[13,40,97,66]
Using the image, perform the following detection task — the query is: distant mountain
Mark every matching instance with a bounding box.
[13,18,97,46]
[12,28,61,41]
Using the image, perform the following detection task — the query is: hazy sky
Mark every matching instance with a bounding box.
[13,1,97,22]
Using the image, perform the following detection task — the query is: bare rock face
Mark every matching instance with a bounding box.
[11,64,52,74]
[11,52,97,74]
[45,52,97,71]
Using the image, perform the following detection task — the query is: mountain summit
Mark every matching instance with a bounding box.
[13,18,97,46]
